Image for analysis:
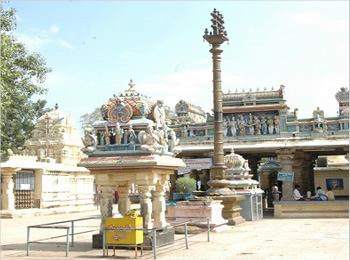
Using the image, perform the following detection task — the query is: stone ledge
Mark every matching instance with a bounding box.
[274,200,349,218]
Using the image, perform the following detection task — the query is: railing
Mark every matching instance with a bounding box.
[103,217,211,259]
[27,217,99,257]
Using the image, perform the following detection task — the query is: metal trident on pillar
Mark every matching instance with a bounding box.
[203,9,232,195]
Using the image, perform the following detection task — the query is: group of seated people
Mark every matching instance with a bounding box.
[293,184,335,201]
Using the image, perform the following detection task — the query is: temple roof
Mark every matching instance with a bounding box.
[223,85,285,101]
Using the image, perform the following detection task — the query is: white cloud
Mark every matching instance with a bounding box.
[58,39,73,49]
[290,12,322,24]
[15,33,52,50]
[50,25,59,34]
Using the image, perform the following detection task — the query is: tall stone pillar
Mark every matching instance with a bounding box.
[117,181,131,216]
[276,149,295,201]
[153,178,167,229]
[1,171,17,210]
[99,185,114,233]
[139,185,153,230]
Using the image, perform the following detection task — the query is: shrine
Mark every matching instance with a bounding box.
[1,107,95,218]
[78,80,185,248]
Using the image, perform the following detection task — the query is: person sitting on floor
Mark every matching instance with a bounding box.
[311,186,328,201]
[293,184,305,201]
[326,188,335,201]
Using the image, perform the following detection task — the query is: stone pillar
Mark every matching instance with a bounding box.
[117,181,131,216]
[99,185,114,233]
[1,172,16,210]
[153,177,167,229]
[276,149,295,201]
[247,157,259,181]
[139,185,153,230]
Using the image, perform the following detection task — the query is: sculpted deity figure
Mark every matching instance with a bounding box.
[261,115,268,135]
[223,117,229,137]
[167,128,180,153]
[182,125,188,138]
[104,125,111,145]
[115,122,123,144]
[274,115,280,134]
[139,125,164,152]
[123,129,128,144]
[81,129,97,153]
[153,99,166,130]
[248,113,255,135]
[128,124,137,144]
[254,115,262,135]
[230,116,237,137]
[267,116,274,135]
[238,114,246,136]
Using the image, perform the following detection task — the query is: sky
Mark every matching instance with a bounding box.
[3,1,349,130]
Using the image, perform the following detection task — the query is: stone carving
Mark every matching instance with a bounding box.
[138,125,165,152]
[313,107,326,132]
[274,115,280,134]
[261,115,267,135]
[238,114,246,136]
[254,115,261,135]
[128,124,137,144]
[104,125,111,145]
[229,116,237,137]
[81,129,97,153]
[153,99,166,130]
[167,128,180,153]
[248,113,254,135]
[267,116,274,135]
[115,122,123,144]
[136,101,148,118]
[223,117,228,137]
[105,99,134,123]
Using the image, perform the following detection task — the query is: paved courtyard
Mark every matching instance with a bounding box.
[1,206,349,260]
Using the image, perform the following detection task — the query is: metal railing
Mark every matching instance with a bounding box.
[103,217,211,259]
[27,217,99,257]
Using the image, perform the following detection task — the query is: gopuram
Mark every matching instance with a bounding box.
[169,86,349,201]
[78,80,185,247]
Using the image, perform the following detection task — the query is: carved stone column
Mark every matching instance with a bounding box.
[1,171,17,210]
[99,185,114,233]
[117,181,131,216]
[139,185,153,230]
[152,177,167,229]
[276,149,295,201]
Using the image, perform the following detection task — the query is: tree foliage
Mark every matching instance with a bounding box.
[1,8,52,158]
[80,107,102,130]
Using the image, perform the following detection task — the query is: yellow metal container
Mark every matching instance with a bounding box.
[105,216,143,245]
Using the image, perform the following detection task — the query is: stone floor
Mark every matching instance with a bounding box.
[1,206,349,260]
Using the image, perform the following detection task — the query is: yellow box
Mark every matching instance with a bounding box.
[105,217,143,245]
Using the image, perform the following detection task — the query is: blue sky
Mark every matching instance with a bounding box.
[4,1,349,129]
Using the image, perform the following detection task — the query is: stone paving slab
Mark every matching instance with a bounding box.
[1,208,349,260]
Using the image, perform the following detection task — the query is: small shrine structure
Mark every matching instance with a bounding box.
[224,149,264,221]
[78,80,185,247]
[1,107,95,218]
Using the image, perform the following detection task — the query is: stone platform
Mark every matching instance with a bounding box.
[274,200,349,218]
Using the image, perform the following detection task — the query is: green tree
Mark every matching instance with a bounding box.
[1,8,51,158]
[80,107,102,130]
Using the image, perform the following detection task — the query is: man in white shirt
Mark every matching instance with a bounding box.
[326,188,335,201]
[293,184,305,201]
